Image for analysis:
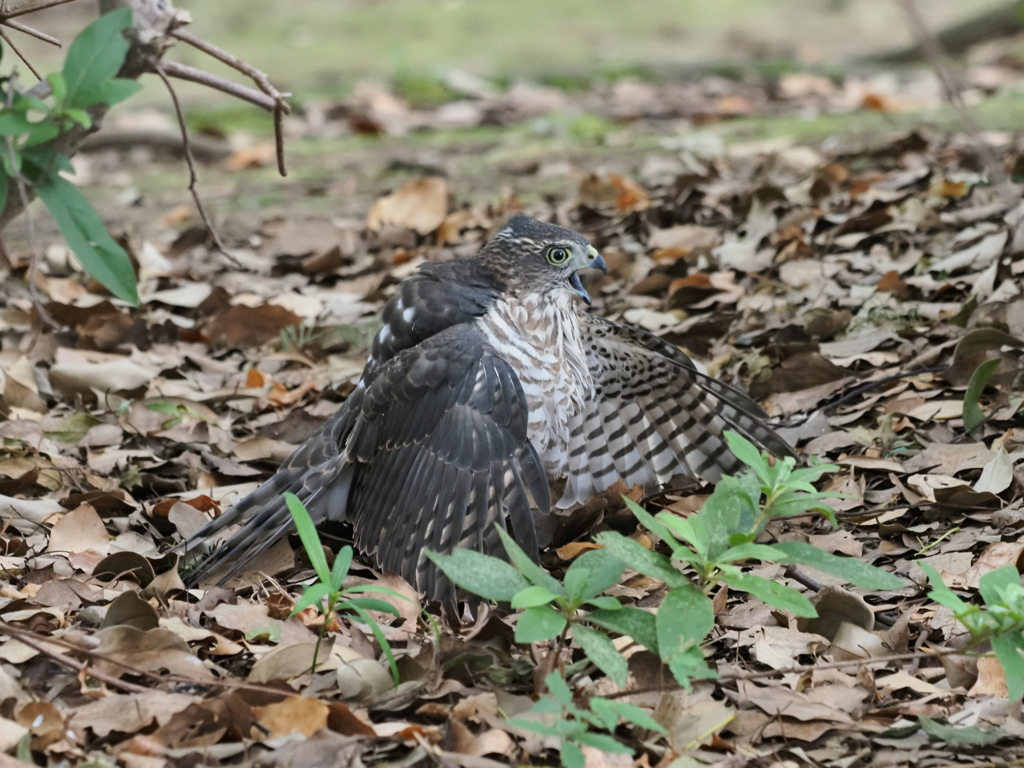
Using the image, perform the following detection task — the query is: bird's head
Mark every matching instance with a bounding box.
[482,215,607,304]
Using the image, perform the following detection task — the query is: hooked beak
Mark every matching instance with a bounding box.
[569,245,607,305]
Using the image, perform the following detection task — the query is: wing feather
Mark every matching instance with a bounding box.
[559,314,794,507]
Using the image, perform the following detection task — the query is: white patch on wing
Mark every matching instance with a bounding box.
[402,307,415,323]
[378,324,391,344]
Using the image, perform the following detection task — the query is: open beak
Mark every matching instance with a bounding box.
[570,245,607,304]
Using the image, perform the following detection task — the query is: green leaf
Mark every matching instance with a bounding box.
[62,108,92,129]
[574,731,634,754]
[573,625,627,687]
[667,645,716,689]
[245,623,281,643]
[291,582,330,615]
[511,585,559,609]
[991,633,1024,702]
[46,72,67,103]
[564,566,590,605]
[24,121,61,146]
[718,566,816,617]
[43,411,101,443]
[622,497,677,547]
[918,715,1005,745]
[515,605,568,643]
[0,169,7,215]
[920,563,972,614]
[87,78,142,107]
[567,548,625,601]
[771,540,904,590]
[963,358,1001,433]
[978,565,1021,607]
[724,430,769,478]
[544,671,574,705]
[330,545,353,590]
[284,493,331,584]
[63,8,134,108]
[561,741,586,768]
[35,175,139,305]
[506,716,562,738]
[348,604,400,686]
[342,597,400,616]
[694,473,763,549]
[717,541,790,565]
[497,528,565,596]
[0,111,36,135]
[590,698,666,733]
[588,607,659,655]
[586,596,622,611]
[594,532,690,588]
[426,548,530,601]
[656,585,713,662]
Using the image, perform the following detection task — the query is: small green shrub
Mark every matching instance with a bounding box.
[285,493,407,683]
[921,563,1024,701]
[1,9,143,305]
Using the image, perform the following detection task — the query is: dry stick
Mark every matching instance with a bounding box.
[2,17,59,45]
[4,0,83,19]
[0,26,41,80]
[159,61,278,112]
[897,0,1006,187]
[170,27,291,176]
[0,621,150,694]
[606,647,969,700]
[153,63,242,267]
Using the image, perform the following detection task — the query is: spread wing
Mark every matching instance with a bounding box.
[558,314,794,507]
[182,324,549,604]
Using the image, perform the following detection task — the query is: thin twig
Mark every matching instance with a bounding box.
[153,63,242,267]
[169,28,290,176]
[0,620,150,694]
[159,60,278,112]
[2,17,59,46]
[170,28,291,109]
[897,0,1006,187]
[3,0,83,19]
[0,26,40,80]
[607,647,970,699]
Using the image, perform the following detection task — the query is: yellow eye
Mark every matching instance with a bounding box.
[546,246,571,265]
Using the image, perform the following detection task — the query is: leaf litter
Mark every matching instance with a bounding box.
[1,62,1024,768]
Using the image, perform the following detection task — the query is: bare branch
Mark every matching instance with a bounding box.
[4,0,84,19]
[159,60,279,112]
[898,0,1006,187]
[0,619,151,694]
[170,27,290,176]
[2,17,60,45]
[154,62,242,266]
[170,28,291,111]
[0,26,42,79]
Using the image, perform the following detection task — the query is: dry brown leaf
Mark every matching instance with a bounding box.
[252,697,329,740]
[367,177,448,235]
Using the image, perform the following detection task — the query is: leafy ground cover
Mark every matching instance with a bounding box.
[1,10,1024,768]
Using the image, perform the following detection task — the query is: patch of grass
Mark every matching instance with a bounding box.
[392,70,460,109]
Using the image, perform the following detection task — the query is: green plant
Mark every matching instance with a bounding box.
[962,358,1001,433]
[0,9,141,305]
[597,431,904,686]
[921,563,1024,700]
[428,529,643,687]
[285,493,407,683]
[507,671,665,768]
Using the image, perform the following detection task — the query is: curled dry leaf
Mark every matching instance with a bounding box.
[367,177,449,235]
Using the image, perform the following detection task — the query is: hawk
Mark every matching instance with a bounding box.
[182,216,793,602]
